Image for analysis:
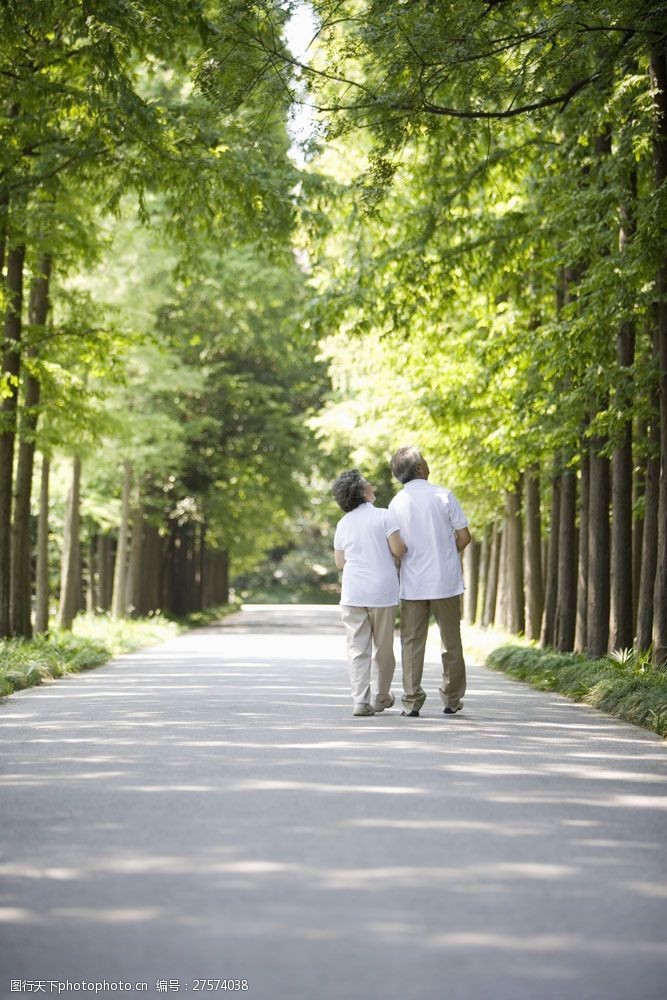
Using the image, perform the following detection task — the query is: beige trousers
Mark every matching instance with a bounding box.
[400,597,466,712]
[340,605,397,706]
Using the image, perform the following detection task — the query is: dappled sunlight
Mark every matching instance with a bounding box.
[119,784,219,792]
[543,763,667,783]
[2,604,666,994]
[225,779,422,795]
[480,791,667,813]
[0,864,82,880]
[350,817,546,835]
[424,931,667,956]
[52,907,163,924]
[0,907,38,924]
[316,861,576,890]
[571,838,661,850]
[623,881,667,898]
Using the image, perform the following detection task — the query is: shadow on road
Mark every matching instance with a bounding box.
[1,604,666,1000]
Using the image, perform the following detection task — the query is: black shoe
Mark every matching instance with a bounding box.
[443,705,463,715]
[401,709,420,717]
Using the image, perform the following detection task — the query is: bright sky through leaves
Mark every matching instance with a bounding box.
[283,2,317,164]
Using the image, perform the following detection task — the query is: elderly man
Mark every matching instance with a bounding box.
[388,446,471,718]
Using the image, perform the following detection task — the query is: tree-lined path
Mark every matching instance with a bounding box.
[1,605,666,1000]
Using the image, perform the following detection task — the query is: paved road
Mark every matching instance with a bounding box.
[1,604,666,1000]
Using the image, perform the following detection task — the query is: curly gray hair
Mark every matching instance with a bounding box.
[332,469,368,513]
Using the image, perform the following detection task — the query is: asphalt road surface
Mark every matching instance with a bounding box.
[1,604,666,1000]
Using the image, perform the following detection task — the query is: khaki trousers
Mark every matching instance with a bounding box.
[400,597,466,712]
[340,605,397,706]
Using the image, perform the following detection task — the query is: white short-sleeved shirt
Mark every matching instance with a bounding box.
[333,503,401,607]
[388,480,468,600]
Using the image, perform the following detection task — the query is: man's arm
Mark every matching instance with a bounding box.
[334,548,346,570]
[455,527,471,552]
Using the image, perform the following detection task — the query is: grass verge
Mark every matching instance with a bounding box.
[0,604,239,699]
[486,643,667,738]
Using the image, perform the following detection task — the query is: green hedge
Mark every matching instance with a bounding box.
[0,605,238,699]
[487,644,667,738]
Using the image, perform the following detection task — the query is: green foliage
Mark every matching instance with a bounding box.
[234,508,341,603]
[148,235,327,570]
[1,1,335,604]
[4,0,664,625]
[487,644,667,737]
[301,1,664,534]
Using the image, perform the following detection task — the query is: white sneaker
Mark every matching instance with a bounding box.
[353,703,376,717]
[373,693,395,712]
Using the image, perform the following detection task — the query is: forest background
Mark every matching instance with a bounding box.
[1,1,666,679]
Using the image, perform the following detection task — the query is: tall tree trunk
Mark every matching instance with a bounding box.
[182,524,198,614]
[97,533,114,611]
[582,131,613,658]
[170,523,189,617]
[482,521,501,627]
[637,437,660,650]
[523,467,544,641]
[196,522,206,613]
[632,427,645,633]
[166,533,175,612]
[219,549,229,605]
[204,548,229,607]
[650,43,667,666]
[463,539,481,625]
[636,328,661,650]
[0,191,9,279]
[575,447,590,652]
[496,517,509,630]
[0,109,17,276]
[586,433,611,658]
[141,519,162,613]
[127,502,144,616]
[56,455,81,631]
[86,531,98,614]
[111,461,132,619]
[187,524,199,613]
[476,525,491,624]
[504,486,524,634]
[541,459,561,647]
[610,338,635,651]
[0,239,26,636]
[610,168,637,651]
[35,454,50,634]
[10,376,38,637]
[10,253,51,637]
[555,465,577,651]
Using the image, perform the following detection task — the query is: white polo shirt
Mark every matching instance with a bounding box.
[333,503,401,607]
[388,480,468,600]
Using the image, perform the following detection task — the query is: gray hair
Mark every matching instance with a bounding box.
[332,469,367,512]
[390,445,423,484]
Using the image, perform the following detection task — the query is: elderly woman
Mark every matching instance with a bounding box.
[332,469,407,717]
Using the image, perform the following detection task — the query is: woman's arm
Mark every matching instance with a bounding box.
[387,531,407,558]
[334,548,346,570]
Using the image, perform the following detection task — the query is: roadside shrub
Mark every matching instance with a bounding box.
[0,605,238,700]
[487,644,667,738]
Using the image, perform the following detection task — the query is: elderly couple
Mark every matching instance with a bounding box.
[333,445,471,718]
